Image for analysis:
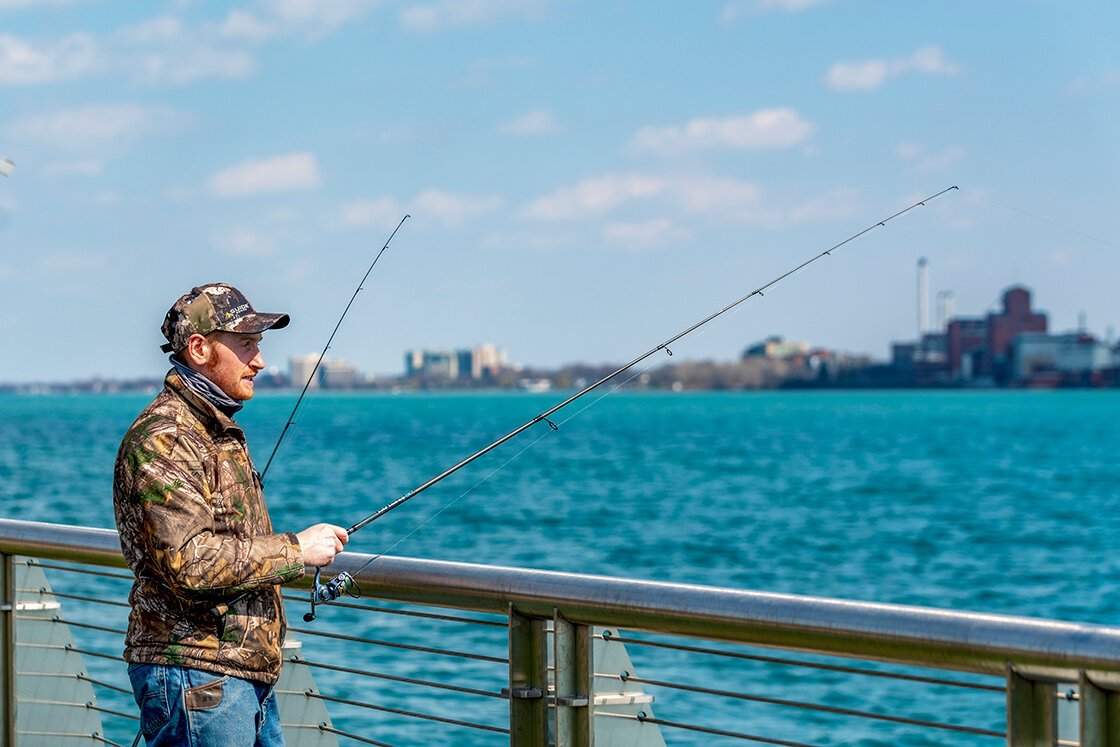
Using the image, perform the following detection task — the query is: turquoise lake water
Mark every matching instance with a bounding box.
[1,389,1118,744]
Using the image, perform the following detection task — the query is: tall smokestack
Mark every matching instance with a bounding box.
[936,291,955,332]
[917,258,929,337]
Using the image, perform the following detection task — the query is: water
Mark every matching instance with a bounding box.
[2,389,1118,744]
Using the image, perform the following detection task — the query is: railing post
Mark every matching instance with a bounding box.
[0,553,15,747]
[1081,672,1120,746]
[509,604,547,746]
[1007,668,1056,746]
[553,610,593,747]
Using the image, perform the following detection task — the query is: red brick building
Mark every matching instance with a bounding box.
[946,286,1048,381]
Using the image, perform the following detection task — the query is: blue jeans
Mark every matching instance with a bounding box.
[128,663,285,747]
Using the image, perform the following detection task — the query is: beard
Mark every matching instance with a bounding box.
[204,357,255,401]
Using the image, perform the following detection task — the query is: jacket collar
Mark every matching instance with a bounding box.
[165,370,244,439]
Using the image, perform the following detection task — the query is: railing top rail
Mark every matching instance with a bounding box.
[2,517,1117,682]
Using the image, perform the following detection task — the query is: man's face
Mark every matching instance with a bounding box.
[202,331,265,401]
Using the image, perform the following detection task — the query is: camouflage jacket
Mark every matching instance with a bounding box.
[113,371,304,685]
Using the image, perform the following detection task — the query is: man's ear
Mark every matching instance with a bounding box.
[183,334,211,367]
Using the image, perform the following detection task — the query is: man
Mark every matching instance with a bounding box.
[113,283,349,746]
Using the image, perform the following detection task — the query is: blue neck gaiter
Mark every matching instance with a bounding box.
[168,355,243,417]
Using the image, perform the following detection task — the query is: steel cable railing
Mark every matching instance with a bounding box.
[5,519,1120,745]
[601,709,820,747]
[19,557,514,745]
[593,629,1007,743]
[288,604,511,743]
[293,655,507,700]
[289,624,507,663]
[0,561,1051,745]
[599,629,1004,692]
[316,722,397,747]
[309,690,510,735]
[279,591,507,627]
[0,565,1056,745]
[609,671,1005,739]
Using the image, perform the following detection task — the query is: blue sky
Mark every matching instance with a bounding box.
[1,0,1118,382]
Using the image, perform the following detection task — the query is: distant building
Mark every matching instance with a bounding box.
[743,336,810,360]
[946,286,1047,382]
[470,343,507,380]
[946,318,988,381]
[290,354,362,389]
[289,354,321,390]
[404,344,508,382]
[321,359,360,389]
[1011,332,1114,386]
[889,285,1050,385]
[404,350,425,377]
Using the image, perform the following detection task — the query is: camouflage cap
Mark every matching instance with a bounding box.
[160,283,290,353]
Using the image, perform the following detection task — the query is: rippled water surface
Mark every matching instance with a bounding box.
[2,389,1118,744]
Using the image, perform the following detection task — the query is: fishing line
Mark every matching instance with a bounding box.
[345,350,666,582]
[965,189,1119,250]
[260,214,410,483]
[214,215,409,626]
[302,186,959,620]
[304,344,670,620]
[343,423,558,581]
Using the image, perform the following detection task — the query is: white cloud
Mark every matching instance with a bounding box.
[525,173,856,230]
[896,143,965,172]
[0,16,258,87]
[0,0,83,9]
[826,45,960,91]
[7,104,185,152]
[132,45,256,84]
[118,16,184,44]
[117,16,257,83]
[215,0,381,43]
[266,0,380,31]
[777,188,861,225]
[1065,70,1120,95]
[339,189,503,229]
[207,153,322,198]
[604,218,682,248]
[400,0,545,32]
[523,173,766,222]
[524,174,666,221]
[339,197,405,229]
[720,0,830,22]
[414,189,504,226]
[215,226,279,256]
[628,109,814,156]
[825,59,888,91]
[669,176,762,214]
[215,10,278,44]
[0,32,99,85]
[499,109,561,136]
[702,187,860,229]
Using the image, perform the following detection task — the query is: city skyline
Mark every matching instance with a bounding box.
[0,271,1113,386]
[1,2,1118,382]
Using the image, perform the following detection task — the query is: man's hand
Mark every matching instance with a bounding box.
[296,524,349,567]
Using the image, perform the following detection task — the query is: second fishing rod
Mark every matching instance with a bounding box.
[303,186,959,620]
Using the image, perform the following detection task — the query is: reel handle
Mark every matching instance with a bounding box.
[304,567,357,622]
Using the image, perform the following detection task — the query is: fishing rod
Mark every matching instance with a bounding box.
[260,214,410,483]
[303,186,959,620]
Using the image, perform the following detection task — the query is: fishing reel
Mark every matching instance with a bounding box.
[303,567,360,622]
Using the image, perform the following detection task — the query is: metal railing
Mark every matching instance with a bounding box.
[0,517,1119,746]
